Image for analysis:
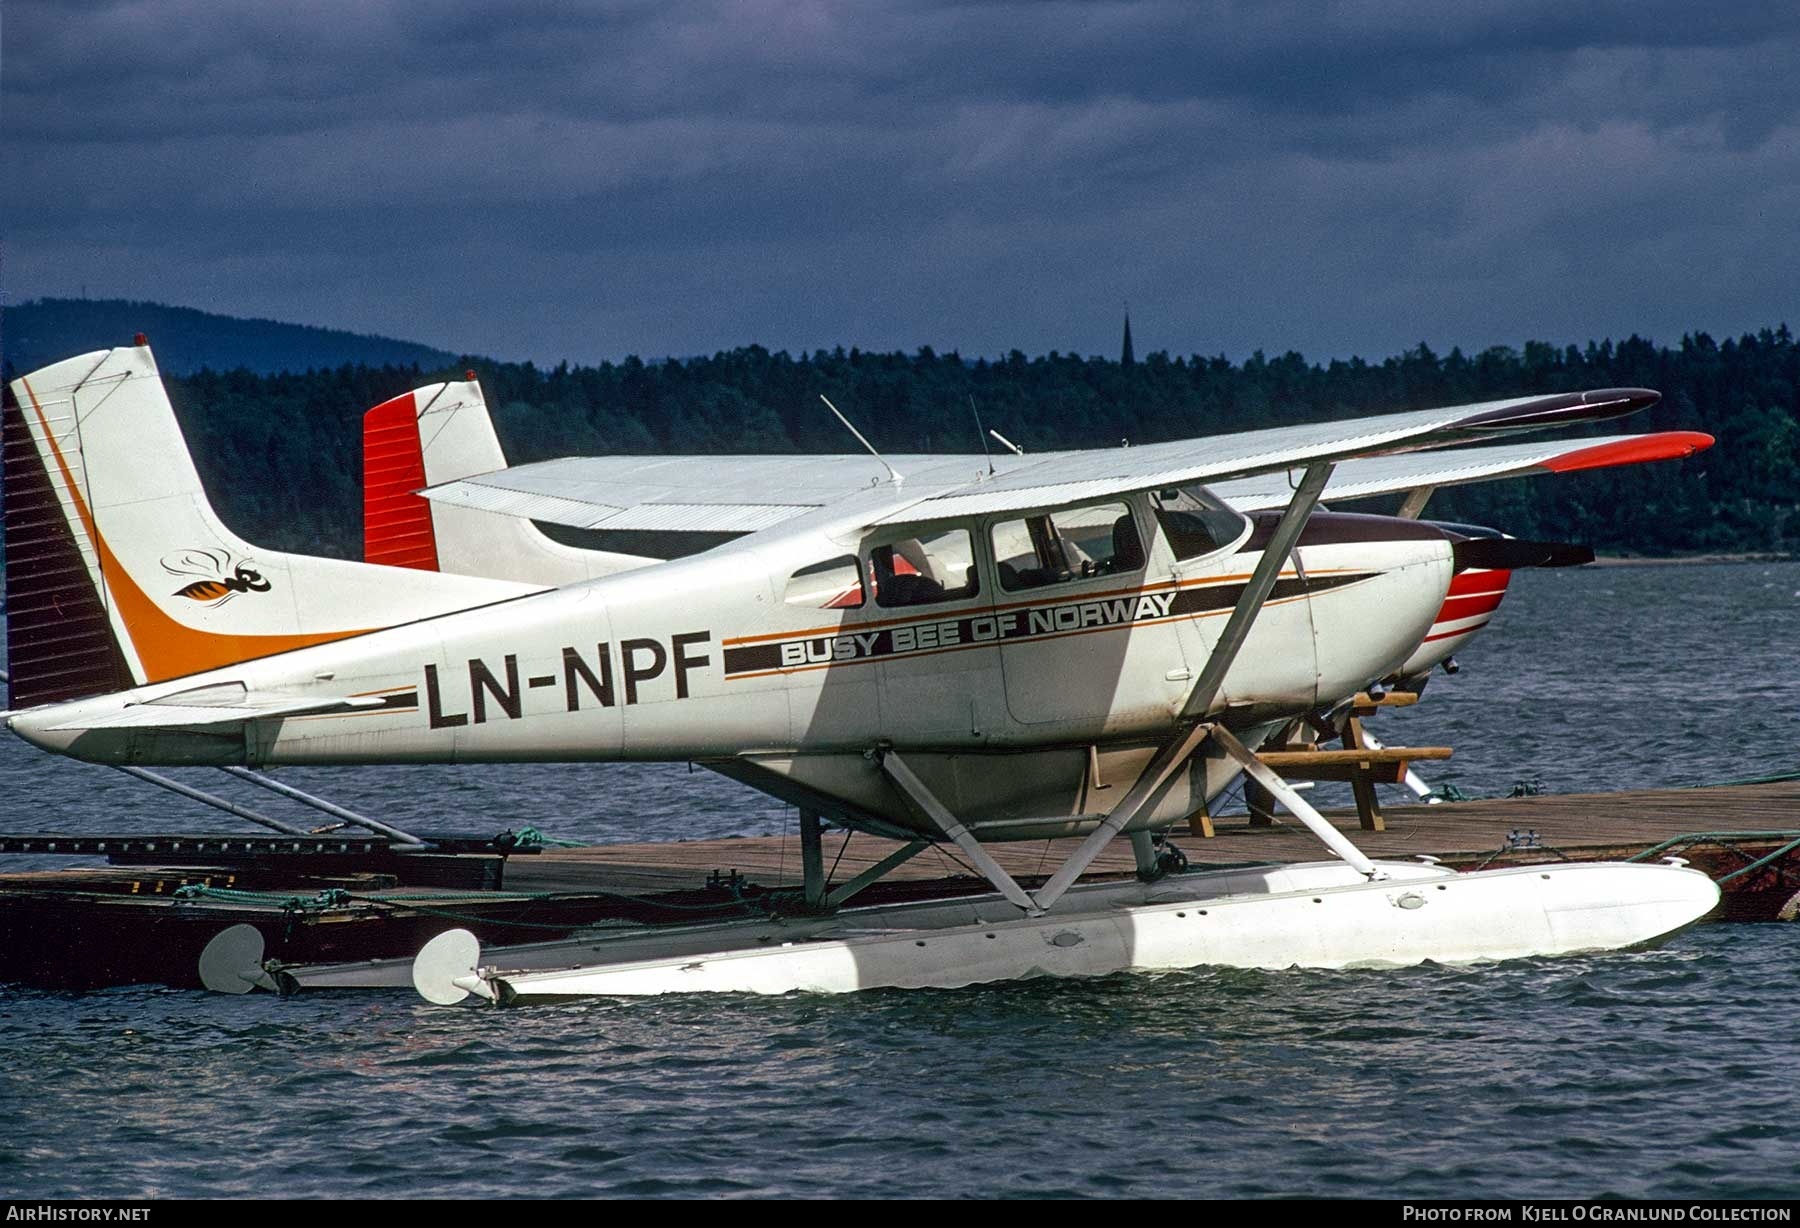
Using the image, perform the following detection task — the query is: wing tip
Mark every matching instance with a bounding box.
[1540,430,1715,475]
[1460,387,1662,433]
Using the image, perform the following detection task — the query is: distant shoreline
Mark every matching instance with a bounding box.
[1589,552,1793,567]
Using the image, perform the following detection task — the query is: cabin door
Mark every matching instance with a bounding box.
[989,500,1191,728]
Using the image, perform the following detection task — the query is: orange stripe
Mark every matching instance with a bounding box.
[21,377,370,684]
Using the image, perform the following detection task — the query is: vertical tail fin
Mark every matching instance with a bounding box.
[5,342,537,706]
[361,375,656,585]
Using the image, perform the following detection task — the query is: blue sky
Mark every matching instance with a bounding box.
[7,1,1800,365]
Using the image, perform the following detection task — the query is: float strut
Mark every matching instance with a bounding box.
[879,750,1041,914]
[1360,729,1439,802]
[824,840,930,909]
[799,808,826,909]
[1209,726,1385,879]
[1129,831,1160,878]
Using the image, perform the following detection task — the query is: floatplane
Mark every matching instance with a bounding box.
[3,340,1719,1003]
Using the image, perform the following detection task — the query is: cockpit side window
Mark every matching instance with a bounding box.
[784,556,866,609]
[1151,485,1249,562]
[871,528,980,608]
[992,502,1143,592]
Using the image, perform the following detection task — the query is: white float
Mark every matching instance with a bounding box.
[399,858,1716,1004]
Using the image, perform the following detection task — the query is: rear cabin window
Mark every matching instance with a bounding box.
[784,556,866,608]
[1151,485,1249,561]
[871,528,979,608]
[992,503,1144,592]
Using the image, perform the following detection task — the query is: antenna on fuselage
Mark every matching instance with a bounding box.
[989,428,1025,456]
[968,396,995,476]
[820,395,903,484]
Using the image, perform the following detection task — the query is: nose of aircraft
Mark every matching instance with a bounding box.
[1290,512,1457,705]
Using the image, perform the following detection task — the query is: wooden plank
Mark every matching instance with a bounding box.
[1258,748,1454,766]
[1352,690,1419,713]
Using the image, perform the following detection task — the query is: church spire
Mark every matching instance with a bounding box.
[1120,305,1135,367]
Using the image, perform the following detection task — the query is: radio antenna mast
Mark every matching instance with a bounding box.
[820,395,902,484]
[968,396,995,476]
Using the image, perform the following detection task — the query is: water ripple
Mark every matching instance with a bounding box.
[4,567,1800,1196]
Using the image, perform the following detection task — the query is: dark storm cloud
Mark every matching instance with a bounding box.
[9,1,1800,365]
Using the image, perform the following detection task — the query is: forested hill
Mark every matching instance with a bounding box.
[21,319,1800,559]
[3,298,458,376]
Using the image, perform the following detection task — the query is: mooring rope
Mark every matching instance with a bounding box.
[507,826,586,849]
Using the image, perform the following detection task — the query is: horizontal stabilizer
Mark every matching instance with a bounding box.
[45,683,384,731]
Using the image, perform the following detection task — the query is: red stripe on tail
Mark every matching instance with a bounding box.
[362,392,439,571]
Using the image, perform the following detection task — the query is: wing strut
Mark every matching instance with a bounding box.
[849,461,1381,916]
[1031,461,1339,910]
[1396,485,1435,520]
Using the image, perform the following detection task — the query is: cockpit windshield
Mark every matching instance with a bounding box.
[1150,484,1249,561]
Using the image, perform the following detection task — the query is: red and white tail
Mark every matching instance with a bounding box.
[363,378,655,585]
[3,342,538,709]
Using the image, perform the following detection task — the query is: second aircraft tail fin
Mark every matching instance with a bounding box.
[362,376,657,585]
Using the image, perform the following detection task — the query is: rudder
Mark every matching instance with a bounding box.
[2,378,136,706]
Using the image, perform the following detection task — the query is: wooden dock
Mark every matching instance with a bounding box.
[2,779,1796,990]
[505,778,1800,899]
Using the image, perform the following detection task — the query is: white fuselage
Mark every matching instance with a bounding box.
[12,497,1453,840]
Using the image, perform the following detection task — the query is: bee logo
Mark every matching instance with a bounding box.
[162,548,273,606]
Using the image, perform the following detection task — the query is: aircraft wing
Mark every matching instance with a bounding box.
[1209,430,1714,511]
[417,387,1658,534]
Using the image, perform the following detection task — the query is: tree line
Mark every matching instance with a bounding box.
[161,328,1800,559]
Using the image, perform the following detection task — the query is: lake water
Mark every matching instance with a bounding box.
[2,562,1798,1199]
